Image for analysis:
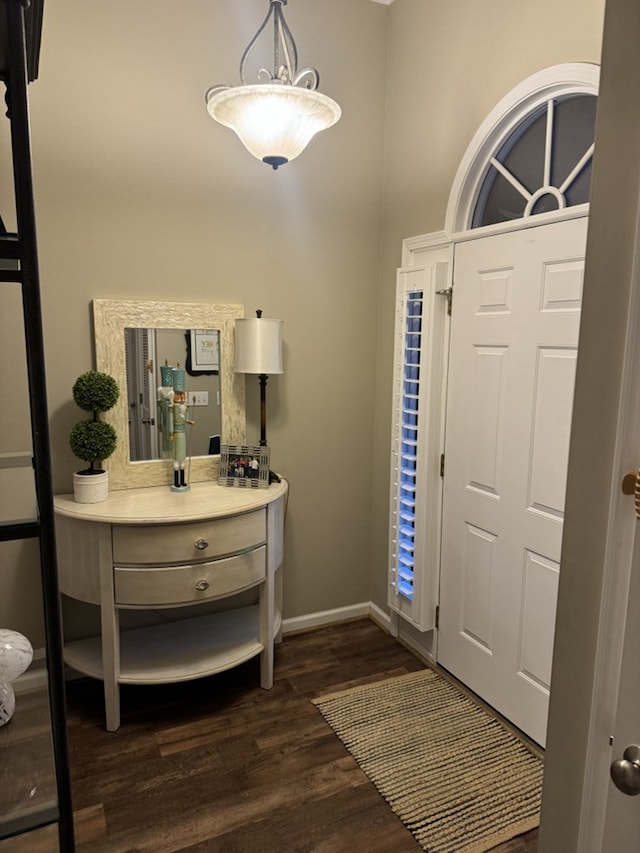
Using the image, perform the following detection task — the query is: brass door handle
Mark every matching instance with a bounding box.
[611,745,640,796]
[622,471,640,518]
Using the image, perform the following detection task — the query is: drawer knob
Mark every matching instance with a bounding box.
[194,538,209,550]
[195,580,210,591]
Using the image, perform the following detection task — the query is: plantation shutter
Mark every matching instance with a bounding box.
[388,261,449,631]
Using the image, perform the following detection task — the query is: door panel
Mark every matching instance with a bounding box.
[468,345,508,495]
[528,348,577,517]
[519,549,559,691]
[438,217,587,746]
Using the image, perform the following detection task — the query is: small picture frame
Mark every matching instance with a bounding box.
[219,445,270,488]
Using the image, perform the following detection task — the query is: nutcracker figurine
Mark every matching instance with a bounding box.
[169,363,193,492]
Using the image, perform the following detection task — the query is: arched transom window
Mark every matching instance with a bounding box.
[472,94,597,228]
[445,64,600,235]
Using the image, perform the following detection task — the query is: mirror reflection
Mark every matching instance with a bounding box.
[125,328,222,461]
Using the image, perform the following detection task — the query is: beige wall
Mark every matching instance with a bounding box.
[0,0,389,642]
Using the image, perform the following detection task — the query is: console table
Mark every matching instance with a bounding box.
[53,479,287,731]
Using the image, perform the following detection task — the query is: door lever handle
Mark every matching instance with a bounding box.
[611,745,640,796]
[621,470,640,518]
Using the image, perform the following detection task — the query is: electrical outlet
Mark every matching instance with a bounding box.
[189,391,209,406]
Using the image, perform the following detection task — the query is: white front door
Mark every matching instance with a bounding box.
[438,216,588,746]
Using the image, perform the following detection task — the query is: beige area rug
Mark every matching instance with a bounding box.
[312,669,543,853]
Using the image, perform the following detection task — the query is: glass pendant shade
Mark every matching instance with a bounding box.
[207,84,341,169]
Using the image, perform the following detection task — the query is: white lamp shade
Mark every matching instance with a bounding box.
[235,318,284,374]
[206,84,341,165]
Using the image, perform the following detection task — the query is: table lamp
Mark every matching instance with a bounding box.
[235,310,284,447]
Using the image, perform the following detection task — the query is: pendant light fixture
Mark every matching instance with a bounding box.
[205,0,341,170]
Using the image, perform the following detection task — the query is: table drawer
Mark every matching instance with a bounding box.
[114,545,266,606]
[112,510,266,565]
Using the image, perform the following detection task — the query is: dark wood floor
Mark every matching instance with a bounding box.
[14,619,539,851]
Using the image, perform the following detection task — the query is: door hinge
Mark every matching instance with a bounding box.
[440,453,445,477]
[435,605,440,629]
[436,287,453,315]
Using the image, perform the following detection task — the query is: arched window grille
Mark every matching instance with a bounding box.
[472,94,597,228]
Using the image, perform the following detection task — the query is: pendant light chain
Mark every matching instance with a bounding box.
[239,0,302,86]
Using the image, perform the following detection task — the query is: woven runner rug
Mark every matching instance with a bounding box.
[312,669,543,853]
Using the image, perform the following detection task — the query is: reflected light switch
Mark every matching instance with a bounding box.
[190,391,209,406]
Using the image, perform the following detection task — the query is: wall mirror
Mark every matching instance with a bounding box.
[93,299,246,490]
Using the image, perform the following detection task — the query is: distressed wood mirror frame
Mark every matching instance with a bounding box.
[93,299,246,490]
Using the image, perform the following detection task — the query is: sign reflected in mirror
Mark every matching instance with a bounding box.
[188,328,220,373]
[124,327,222,461]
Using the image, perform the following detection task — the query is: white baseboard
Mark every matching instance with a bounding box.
[282,601,395,636]
[281,602,434,666]
[368,601,393,633]
[282,602,371,635]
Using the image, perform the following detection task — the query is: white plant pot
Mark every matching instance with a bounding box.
[73,470,109,504]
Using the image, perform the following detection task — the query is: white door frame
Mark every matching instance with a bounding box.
[536,0,640,843]
[572,242,640,846]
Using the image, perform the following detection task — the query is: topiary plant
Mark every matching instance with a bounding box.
[69,370,119,474]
